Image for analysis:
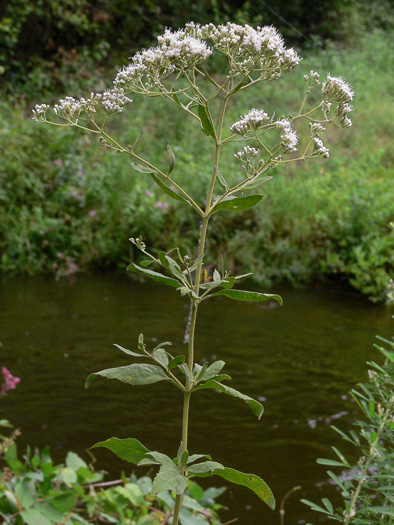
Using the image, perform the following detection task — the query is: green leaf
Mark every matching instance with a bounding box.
[91,437,150,464]
[203,361,226,382]
[171,93,182,107]
[140,259,154,267]
[168,355,185,369]
[150,172,188,204]
[15,480,36,508]
[113,343,144,358]
[130,162,157,174]
[167,145,176,175]
[211,288,283,305]
[213,194,264,212]
[301,499,330,514]
[59,467,77,486]
[216,167,229,191]
[316,458,347,467]
[20,509,52,525]
[196,380,264,419]
[198,105,216,138]
[241,176,273,190]
[127,263,180,288]
[187,454,212,464]
[197,467,275,510]
[152,348,169,367]
[179,363,194,383]
[130,131,144,152]
[147,452,188,496]
[189,253,205,271]
[66,451,87,471]
[86,363,170,388]
[187,461,224,474]
[49,491,78,513]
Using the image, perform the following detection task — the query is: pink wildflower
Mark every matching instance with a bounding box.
[145,189,153,197]
[1,367,20,397]
[89,210,96,217]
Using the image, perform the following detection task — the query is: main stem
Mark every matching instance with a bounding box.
[172,94,229,525]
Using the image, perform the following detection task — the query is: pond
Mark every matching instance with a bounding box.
[0,274,392,524]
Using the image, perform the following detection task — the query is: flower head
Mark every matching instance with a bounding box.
[230,108,270,135]
[275,119,298,153]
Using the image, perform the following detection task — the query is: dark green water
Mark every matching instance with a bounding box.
[0,275,392,524]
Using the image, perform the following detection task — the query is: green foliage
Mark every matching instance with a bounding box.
[0,430,227,524]
[302,335,394,523]
[1,30,392,299]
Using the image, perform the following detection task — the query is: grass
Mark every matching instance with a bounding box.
[0,29,393,299]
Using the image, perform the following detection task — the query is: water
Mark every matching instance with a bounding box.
[0,274,392,524]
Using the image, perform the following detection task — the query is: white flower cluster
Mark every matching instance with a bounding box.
[101,90,132,115]
[114,28,212,92]
[275,119,298,153]
[309,123,329,158]
[234,145,260,161]
[53,93,103,119]
[230,108,270,135]
[184,22,300,79]
[304,70,321,87]
[322,75,354,128]
[32,104,50,120]
[33,90,131,121]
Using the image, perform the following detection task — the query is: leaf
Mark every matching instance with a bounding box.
[66,451,87,471]
[198,105,216,138]
[197,467,275,510]
[241,176,273,190]
[140,259,154,267]
[189,253,205,271]
[187,461,224,474]
[196,380,264,419]
[49,491,78,513]
[168,355,185,370]
[113,343,144,358]
[211,288,283,305]
[216,167,229,191]
[187,454,212,464]
[147,452,188,496]
[130,162,157,174]
[91,437,150,464]
[171,93,182,107]
[15,480,36,508]
[127,263,180,288]
[150,172,188,204]
[203,361,226,382]
[152,348,169,367]
[20,509,52,525]
[213,194,264,212]
[316,458,347,467]
[179,363,193,383]
[130,131,144,152]
[167,145,176,175]
[85,363,170,388]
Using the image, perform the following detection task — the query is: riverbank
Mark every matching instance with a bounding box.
[1,30,393,300]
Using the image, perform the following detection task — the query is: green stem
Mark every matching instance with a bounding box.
[173,94,229,525]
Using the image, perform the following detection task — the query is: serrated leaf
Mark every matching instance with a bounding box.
[241,176,273,190]
[196,380,264,419]
[211,288,283,305]
[196,467,275,510]
[148,452,188,496]
[198,105,216,138]
[213,194,264,212]
[113,343,144,358]
[92,437,150,464]
[167,145,176,175]
[127,263,180,288]
[187,461,224,474]
[168,355,185,369]
[150,172,188,203]
[20,509,52,525]
[85,363,170,388]
[131,162,157,174]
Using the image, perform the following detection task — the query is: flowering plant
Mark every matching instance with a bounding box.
[34,22,354,524]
